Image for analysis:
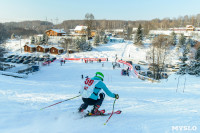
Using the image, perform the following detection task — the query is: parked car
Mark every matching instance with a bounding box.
[152,73,161,80]
[7,55,15,58]
[50,57,57,62]
[172,67,179,72]
[23,60,32,64]
[5,58,12,62]
[43,54,50,58]
[12,55,19,59]
[166,64,174,68]
[11,59,18,63]
[44,58,50,62]
[30,57,37,61]
[126,61,132,65]
[24,56,32,60]
[20,56,27,60]
[16,56,22,59]
[162,73,168,79]
[34,57,40,61]
[52,57,56,61]
[38,58,45,61]
[138,61,148,65]
[16,59,24,64]
[147,71,152,77]
[135,65,141,70]
[139,71,146,76]
[0,57,6,62]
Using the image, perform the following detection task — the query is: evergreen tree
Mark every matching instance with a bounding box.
[80,36,87,50]
[177,35,188,75]
[176,34,185,51]
[134,24,143,45]
[195,47,200,60]
[38,37,42,45]
[41,34,48,44]
[93,34,100,46]
[179,34,186,47]
[75,38,81,51]
[31,36,35,44]
[103,35,108,44]
[170,32,177,45]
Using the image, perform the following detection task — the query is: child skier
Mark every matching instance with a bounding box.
[78,72,119,115]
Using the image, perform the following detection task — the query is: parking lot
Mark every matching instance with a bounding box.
[0,54,57,74]
[130,60,180,80]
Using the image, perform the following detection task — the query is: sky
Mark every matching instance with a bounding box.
[0,0,200,23]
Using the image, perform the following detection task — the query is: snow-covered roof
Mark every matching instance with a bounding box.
[51,46,64,50]
[37,45,50,49]
[74,26,87,31]
[25,44,36,48]
[186,25,195,28]
[49,29,66,34]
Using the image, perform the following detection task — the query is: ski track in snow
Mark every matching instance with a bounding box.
[0,40,200,133]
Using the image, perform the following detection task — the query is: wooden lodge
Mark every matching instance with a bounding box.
[72,25,96,37]
[37,45,50,53]
[24,44,36,53]
[45,29,66,36]
[50,46,64,55]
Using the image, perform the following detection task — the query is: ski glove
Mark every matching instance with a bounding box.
[115,94,119,99]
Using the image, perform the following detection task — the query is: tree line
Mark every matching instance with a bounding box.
[1,13,200,43]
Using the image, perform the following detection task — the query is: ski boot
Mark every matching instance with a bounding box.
[91,105,104,115]
[78,103,88,113]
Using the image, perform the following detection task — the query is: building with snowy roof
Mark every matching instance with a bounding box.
[45,29,66,36]
[50,46,64,55]
[37,45,50,53]
[70,25,96,37]
[24,44,36,53]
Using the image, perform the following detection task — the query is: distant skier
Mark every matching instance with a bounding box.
[78,72,119,115]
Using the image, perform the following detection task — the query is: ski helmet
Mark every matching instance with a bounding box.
[95,72,104,81]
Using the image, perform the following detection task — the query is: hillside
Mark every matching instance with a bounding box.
[0,41,199,133]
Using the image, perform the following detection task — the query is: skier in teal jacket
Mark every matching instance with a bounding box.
[79,72,119,115]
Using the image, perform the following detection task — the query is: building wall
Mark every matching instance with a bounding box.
[75,30,86,34]
[50,47,59,54]
[91,31,96,37]
[24,45,36,53]
[24,45,30,52]
[46,30,65,36]
[37,46,44,52]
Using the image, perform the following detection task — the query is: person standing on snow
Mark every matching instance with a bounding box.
[78,72,119,115]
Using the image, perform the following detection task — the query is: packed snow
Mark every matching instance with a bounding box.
[0,40,199,133]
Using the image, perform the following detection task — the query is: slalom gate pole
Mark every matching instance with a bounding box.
[104,98,117,125]
[40,95,81,110]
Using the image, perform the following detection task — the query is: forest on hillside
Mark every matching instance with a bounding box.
[1,14,200,43]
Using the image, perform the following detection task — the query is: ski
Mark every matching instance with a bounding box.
[84,110,122,117]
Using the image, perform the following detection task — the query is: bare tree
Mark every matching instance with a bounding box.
[61,38,72,51]
[148,35,170,79]
[84,13,95,40]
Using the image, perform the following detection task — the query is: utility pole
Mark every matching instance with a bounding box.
[20,36,22,53]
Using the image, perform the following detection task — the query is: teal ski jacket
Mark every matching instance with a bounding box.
[88,76,115,100]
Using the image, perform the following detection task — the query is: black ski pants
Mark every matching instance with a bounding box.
[80,93,105,110]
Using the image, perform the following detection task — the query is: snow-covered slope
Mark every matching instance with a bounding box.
[0,41,199,133]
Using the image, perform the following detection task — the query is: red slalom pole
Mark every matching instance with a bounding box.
[40,95,81,110]
[104,98,117,125]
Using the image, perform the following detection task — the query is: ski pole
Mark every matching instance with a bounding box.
[104,98,117,125]
[40,95,81,110]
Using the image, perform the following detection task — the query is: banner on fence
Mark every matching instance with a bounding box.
[64,58,107,61]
